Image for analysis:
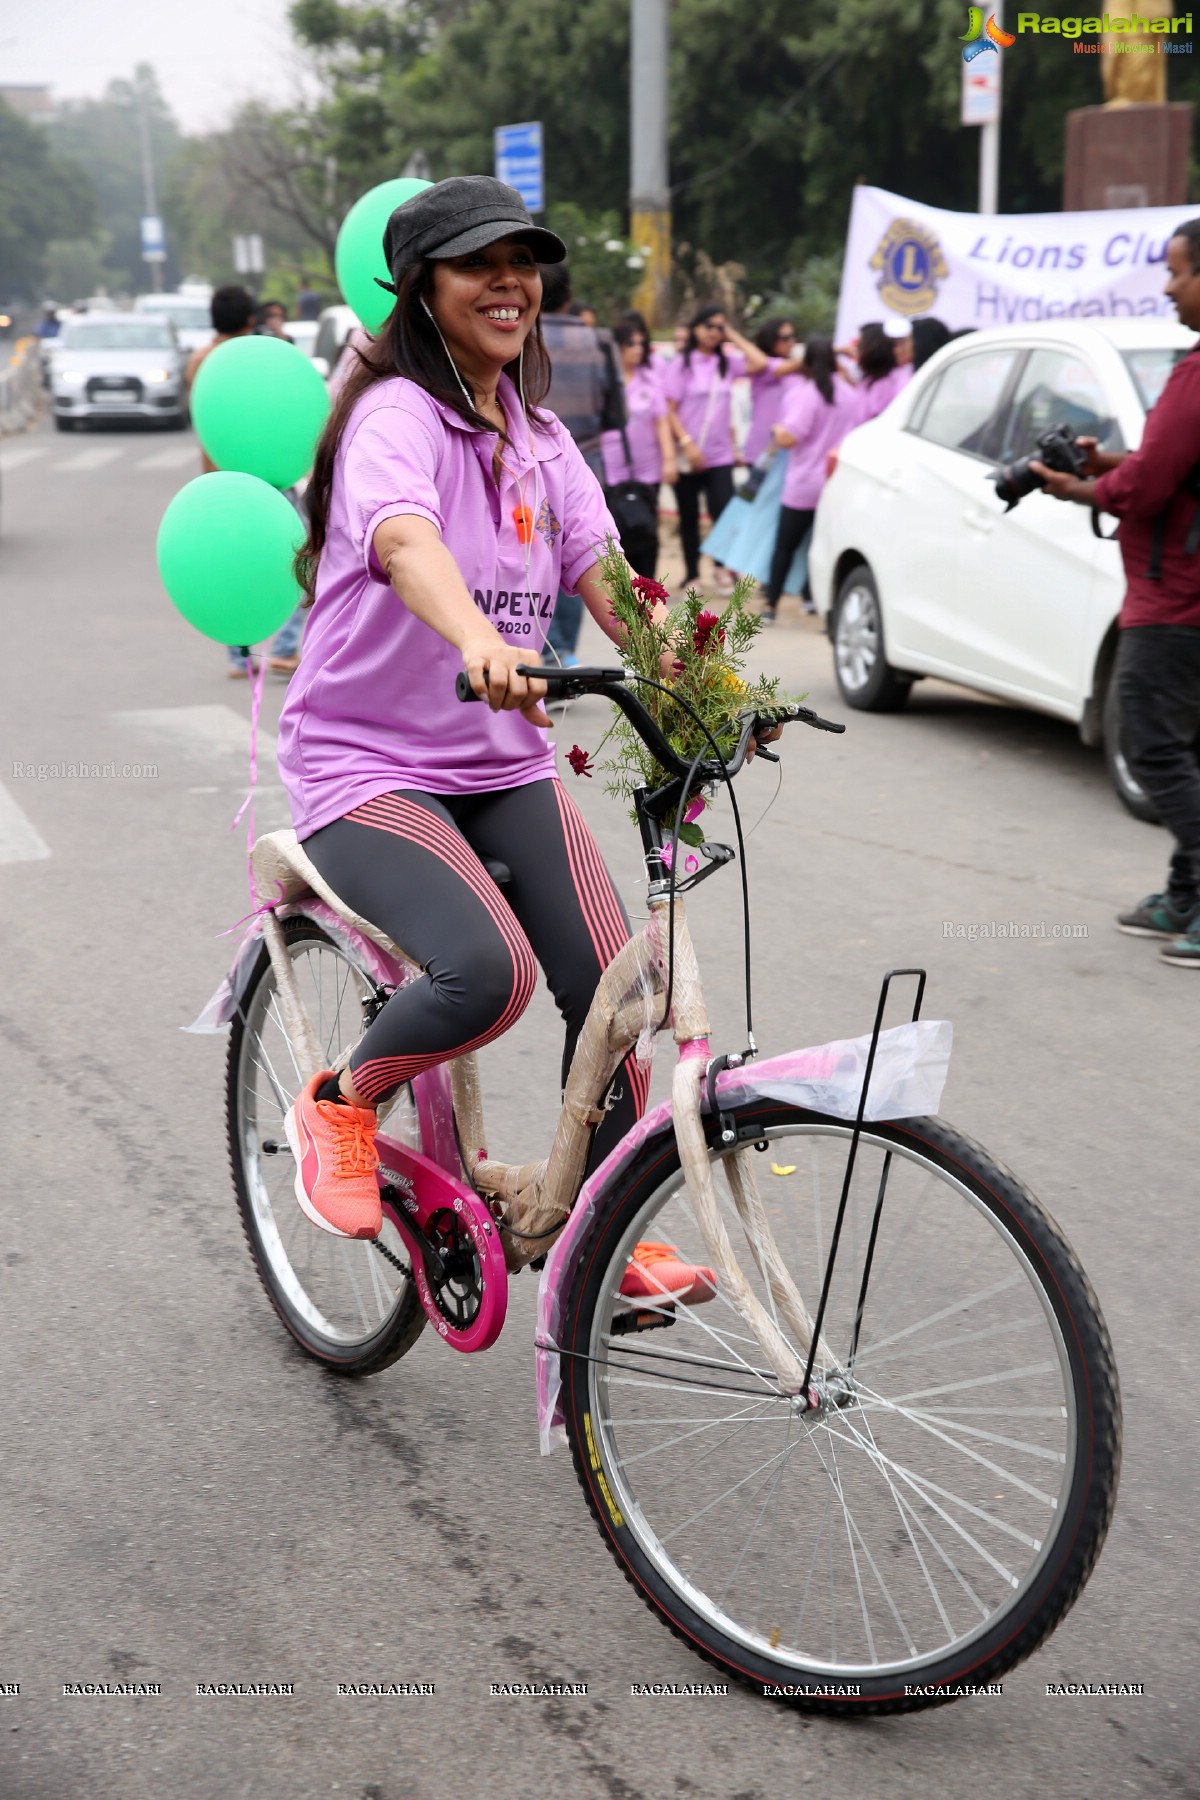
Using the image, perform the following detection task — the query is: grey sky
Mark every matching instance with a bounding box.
[3,0,314,134]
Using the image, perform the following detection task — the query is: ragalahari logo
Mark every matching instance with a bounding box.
[962,6,1016,57]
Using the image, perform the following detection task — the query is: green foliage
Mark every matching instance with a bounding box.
[0,101,95,299]
[588,549,784,821]
[284,0,1200,308]
[48,67,182,293]
[748,251,843,340]
[546,204,646,320]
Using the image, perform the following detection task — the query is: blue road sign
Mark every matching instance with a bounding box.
[494,121,544,214]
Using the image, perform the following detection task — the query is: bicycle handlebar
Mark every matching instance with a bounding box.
[454,664,844,810]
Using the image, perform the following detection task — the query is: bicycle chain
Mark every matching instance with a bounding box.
[370,1236,411,1278]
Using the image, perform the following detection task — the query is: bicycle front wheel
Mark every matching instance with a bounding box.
[560,1103,1120,1712]
[227,915,426,1374]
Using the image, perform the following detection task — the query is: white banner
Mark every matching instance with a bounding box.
[835,184,1188,345]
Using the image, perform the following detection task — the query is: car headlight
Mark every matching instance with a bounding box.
[144,368,175,385]
[57,369,86,385]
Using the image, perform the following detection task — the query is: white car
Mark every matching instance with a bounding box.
[311,304,360,381]
[133,291,215,355]
[808,318,1196,817]
[51,312,188,430]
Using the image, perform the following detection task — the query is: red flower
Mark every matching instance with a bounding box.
[692,610,726,656]
[671,658,685,677]
[567,744,594,778]
[631,575,670,608]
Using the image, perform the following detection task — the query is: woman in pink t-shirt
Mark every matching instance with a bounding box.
[743,318,807,465]
[599,318,676,577]
[273,176,709,1301]
[845,321,914,425]
[762,338,857,619]
[662,306,771,592]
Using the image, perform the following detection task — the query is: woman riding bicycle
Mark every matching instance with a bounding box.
[276,176,713,1305]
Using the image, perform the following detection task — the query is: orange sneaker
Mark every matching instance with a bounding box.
[619,1241,717,1308]
[284,1071,382,1239]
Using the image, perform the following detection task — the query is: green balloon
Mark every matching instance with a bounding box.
[335,177,433,333]
[157,472,305,645]
[192,335,330,488]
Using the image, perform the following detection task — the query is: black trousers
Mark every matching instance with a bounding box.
[766,505,815,607]
[1116,624,1200,906]
[303,780,649,1165]
[674,465,735,582]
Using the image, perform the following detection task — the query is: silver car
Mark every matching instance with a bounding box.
[50,313,188,431]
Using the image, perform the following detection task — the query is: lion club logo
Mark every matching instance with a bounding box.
[870,219,949,318]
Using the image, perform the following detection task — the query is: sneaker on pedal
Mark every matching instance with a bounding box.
[1116,891,1199,938]
[284,1071,382,1239]
[619,1241,716,1308]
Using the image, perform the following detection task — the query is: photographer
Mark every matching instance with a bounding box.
[1034,219,1200,970]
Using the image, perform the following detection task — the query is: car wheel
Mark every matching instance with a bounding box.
[832,564,912,712]
[1102,670,1162,823]
[54,416,72,432]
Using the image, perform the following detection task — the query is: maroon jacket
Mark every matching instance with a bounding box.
[1094,341,1200,628]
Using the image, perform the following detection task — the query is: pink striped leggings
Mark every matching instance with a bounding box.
[302,780,650,1164]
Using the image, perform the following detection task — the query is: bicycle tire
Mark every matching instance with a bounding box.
[226,914,426,1375]
[560,1100,1120,1713]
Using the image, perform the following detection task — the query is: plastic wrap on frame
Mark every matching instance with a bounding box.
[534,1018,952,1452]
[181,898,410,1036]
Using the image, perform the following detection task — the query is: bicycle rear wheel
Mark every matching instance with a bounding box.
[560,1102,1120,1712]
[227,915,426,1373]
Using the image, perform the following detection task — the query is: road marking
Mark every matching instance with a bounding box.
[0,445,49,472]
[0,784,51,865]
[54,448,125,472]
[111,705,279,765]
[135,445,199,471]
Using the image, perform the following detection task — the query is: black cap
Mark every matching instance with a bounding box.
[378,176,567,294]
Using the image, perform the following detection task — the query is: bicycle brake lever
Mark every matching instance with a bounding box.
[753,745,780,763]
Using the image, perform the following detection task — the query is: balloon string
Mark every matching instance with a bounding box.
[228,648,267,906]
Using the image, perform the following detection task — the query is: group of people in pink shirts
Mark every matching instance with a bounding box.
[599,305,935,618]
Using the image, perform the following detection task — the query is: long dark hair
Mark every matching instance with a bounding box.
[857,322,896,386]
[753,315,794,356]
[614,317,651,364]
[682,303,728,378]
[297,257,552,602]
[803,335,836,405]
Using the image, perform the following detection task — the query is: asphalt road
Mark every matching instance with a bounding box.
[0,416,1196,1800]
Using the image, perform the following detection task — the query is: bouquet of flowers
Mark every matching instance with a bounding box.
[565,542,789,849]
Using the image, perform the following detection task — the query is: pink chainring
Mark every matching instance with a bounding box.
[375,1129,508,1353]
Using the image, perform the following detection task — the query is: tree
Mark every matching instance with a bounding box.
[287,0,1200,307]
[0,101,95,300]
[48,66,183,293]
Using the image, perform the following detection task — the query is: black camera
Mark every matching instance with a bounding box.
[992,423,1088,510]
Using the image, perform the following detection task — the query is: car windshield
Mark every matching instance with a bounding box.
[138,302,211,331]
[1123,348,1188,412]
[62,322,175,351]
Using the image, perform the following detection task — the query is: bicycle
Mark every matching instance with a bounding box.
[224,664,1120,1713]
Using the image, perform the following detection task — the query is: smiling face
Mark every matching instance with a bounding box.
[1165,234,1200,332]
[427,236,542,386]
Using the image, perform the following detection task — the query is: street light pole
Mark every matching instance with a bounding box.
[629,0,670,327]
[135,83,163,292]
[979,0,1003,215]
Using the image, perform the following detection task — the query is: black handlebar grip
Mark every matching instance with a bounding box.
[455,671,481,702]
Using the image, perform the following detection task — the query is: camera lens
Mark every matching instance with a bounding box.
[992,456,1042,507]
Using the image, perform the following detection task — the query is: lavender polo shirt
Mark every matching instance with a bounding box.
[600,362,667,485]
[778,376,858,511]
[277,373,618,839]
[744,360,800,464]
[661,347,748,469]
[851,362,913,426]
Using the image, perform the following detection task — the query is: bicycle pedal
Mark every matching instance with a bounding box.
[610,1306,677,1336]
